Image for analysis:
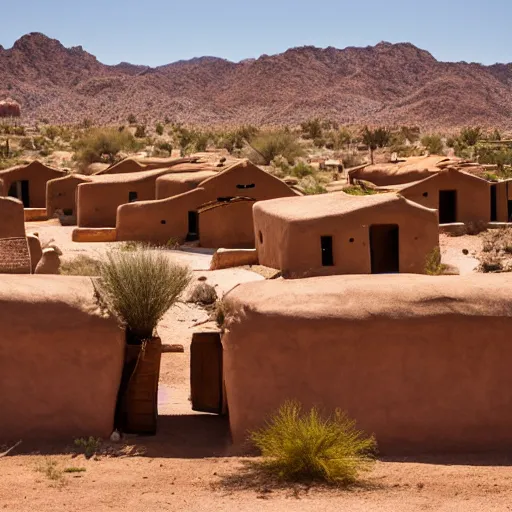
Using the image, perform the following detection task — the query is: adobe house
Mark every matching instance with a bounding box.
[0,161,66,208]
[491,179,512,223]
[222,273,512,454]
[198,198,256,249]
[400,168,491,224]
[253,192,439,277]
[46,173,92,219]
[94,156,198,175]
[156,168,218,199]
[116,160,299,247]
[0,275,124,441]
[0,196,25,238]
[76,169,179,228]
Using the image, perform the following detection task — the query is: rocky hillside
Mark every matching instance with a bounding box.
[1,33,512,128]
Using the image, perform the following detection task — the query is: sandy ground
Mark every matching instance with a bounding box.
[3,224,512,511]
[439,233,482,274]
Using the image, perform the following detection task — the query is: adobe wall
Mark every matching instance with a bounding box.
[223,274,512,454]
[116,188,207,243]
[0,275,124,442]
[116,162,296,245]
[199,201,256,249]
[495,181,511,222]
[77,179,159,228]
[156,171,218,199]
[254,200,439,276]
[401,172,490,223]
[46,174,90,218]
[0,162,65,208]
[0,197,25,238]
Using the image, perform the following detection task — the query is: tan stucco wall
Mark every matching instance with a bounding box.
[0,162,66,208]
[156,171,218,199]
[77,178,159,228]
[223,274,512,454]
[0,275,124,442]
[116,161,297,245]
[47,174,91,218]
[495,181,512,222]
[400,171,491,223]
[199,201,256,249]
[0,197,25,238]
[254,198,439,276]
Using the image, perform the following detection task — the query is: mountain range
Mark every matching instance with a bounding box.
[1,32,512,128]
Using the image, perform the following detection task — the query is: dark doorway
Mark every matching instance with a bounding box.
[508,201,512,222]
[187,211,199,241]
[321,236,334,266]
[490,184,497,222]
[8,180,30,207]
[439,190,457,223]
[370,224,399,274]
[128,191,138,203]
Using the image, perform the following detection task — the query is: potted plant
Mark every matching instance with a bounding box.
[94,247,191,435]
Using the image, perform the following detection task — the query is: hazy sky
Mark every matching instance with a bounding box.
[2,0,511,66]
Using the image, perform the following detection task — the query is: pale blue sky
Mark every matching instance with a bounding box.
[1,0,511,66]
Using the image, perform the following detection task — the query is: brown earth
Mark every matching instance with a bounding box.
[2,33,512,128]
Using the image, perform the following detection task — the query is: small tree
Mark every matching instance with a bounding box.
[249,130,304,165]
[155,123,164,136]
[460,126,482,146]
[421,134,444,155]
[127,114,137,125]
[134,125,146,138]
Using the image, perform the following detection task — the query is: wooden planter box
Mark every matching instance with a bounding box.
[116,336,162,435]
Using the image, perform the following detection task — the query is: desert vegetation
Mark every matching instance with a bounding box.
[250,401,375,485]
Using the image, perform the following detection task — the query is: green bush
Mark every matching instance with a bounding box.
[251,401,375,485]
[134,125,146,138]
[72,127,138,166]
[300,118,323,140]
[127,114,137,125]
[421,134,444,155]
[460,126,482,146]
[424,247,449,275]
[155,123,164,136]
[290,161,315,178]
[93,248,192,340]
[249,130,304,165]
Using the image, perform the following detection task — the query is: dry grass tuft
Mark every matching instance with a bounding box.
[250,401,375,486]
[60,255,102,276]
[188,282,218,305]
[94,247,192,339]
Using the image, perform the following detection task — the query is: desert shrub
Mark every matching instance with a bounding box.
[251,401,375,485]
[127,114,137,125]
[325,128,352,150]
[399,126,421,143]
[341,151,364,168]
[74,437,102,459]
[93,248,192,339]
[155,123,164,136]
[194,132,209,152]
[290,161,315,178]
[484,171,499,182]
[134,125,146,138]
[72,127,138,166]
[465,220,488,236]
[187,282,218,305]
[300,118,323,140]
[299,175,327,195]
[479,255,503,273]
[270,155,291,177]
[424,247,449,275]
[20,137,34,150]
[156,141,173,154]
[44,125,60,141]
[343,183,378,196]
[460,126,482,146]
[476,145,512,171]
[249,130,304,165]
[60,255,102,276]
[421,134,444,155]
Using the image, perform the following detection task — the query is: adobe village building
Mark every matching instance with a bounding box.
[47,173,92,218]
[0,161,65,208]
[93,156,200,175]
[399,168,491,224]
[116,160,299,247]
[0,275,124,441]
[0,196,26,238]
[222,273,512,453]
[254,192,439,277]
[76,169,185,228]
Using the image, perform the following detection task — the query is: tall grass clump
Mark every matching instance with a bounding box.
[94,248,192,341]
[251,401,375,485]
[59,255,102,276]
[72,127,139,166]
[249,130,304,165]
